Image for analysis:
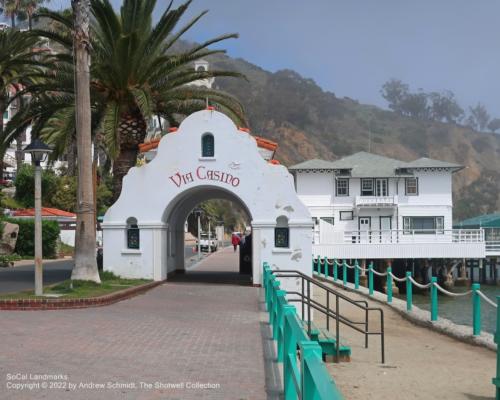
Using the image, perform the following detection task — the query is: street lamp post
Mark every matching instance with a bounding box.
[23,138,52,296]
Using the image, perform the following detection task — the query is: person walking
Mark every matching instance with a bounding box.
[232,234,240,252]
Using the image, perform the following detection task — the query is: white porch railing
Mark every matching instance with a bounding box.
[315,229,486,259]
[486,240,500,255]
[355,195,398,207]
[322,228,484,245]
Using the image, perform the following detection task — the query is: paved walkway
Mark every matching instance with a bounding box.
[0,247,281,399]
[311,280,496,400]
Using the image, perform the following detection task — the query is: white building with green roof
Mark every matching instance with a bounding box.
[289,152,488,261]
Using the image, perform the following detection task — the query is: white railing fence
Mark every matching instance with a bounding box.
[319,229,484,245]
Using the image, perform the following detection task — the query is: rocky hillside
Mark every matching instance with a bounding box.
[208,54,500,221]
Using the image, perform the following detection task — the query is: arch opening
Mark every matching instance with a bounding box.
[163,185,253,284]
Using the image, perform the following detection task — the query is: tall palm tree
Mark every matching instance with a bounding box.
[33,0,246,198]
[0,28,49,178]
[71,0,100,282]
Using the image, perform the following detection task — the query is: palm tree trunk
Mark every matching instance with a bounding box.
[111,147,137,202]
[71,0,100,283]
[0,95,5,180]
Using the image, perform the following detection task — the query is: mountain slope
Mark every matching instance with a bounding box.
[208,54,500,220]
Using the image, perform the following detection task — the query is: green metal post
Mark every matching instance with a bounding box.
[276,290,287,360]
[334,259,338,281]
[283,305,298,400]
[354,260,360,289]
[492,296,500,400]
[387,266,393,304]
[270,279,279,326]
[312,257,315,274]
[472,283,481,336]
[342,260,347,286]
[431,277,438,322]
[300,341,323,400]
[323,256,328,278]
[406,271,413,312]
[368,262,374,296]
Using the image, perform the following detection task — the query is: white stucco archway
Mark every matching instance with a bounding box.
[102,109,313,286]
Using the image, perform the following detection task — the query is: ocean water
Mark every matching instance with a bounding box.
[410,285,500,334]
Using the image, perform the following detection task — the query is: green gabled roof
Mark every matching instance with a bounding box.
[454,213,500,228]
[406,157,463,171]
[288,158,338,171]
[289,152,464,177]
[327,152,407,177]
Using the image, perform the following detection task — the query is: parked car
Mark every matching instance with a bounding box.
[196,233,217,252]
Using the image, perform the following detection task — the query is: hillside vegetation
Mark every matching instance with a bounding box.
[208,54,500,221]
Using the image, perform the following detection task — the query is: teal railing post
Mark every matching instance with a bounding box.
[430,277,438,322]
[342,260,347,286]
[387,266,393,304]
[472,283,481,336]
[492,296,500,400]
[354,260,360,289]
[406,271,413,312]
[334,259,338,281]
[368,262,374,296]
[282,305,297,400]
[276,290,287,361]
[300,341,323,400]
[323,256,328,278]
[270,279,280,326]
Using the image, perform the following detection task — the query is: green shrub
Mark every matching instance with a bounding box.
[14,164,59,208]
[4,218,60,258]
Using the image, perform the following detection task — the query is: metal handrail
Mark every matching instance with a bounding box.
[271,269,385,364]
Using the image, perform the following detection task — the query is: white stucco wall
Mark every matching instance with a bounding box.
[102,110,313,288]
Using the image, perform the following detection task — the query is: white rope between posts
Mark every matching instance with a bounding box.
[371,269,388,277]
[408,276,432,289]
[433,283,472,297]
[477,290,498,308]
[389,272,406,282]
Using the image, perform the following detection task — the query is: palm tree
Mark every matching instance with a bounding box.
[33,0,246,199]
[0,28,49,178]
[71,0,100,282]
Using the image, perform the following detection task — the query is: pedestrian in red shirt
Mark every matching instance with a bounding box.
[231,234,240,252]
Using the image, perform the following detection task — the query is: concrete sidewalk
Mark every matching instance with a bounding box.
[311,281,496,400]
[0,248,281,399]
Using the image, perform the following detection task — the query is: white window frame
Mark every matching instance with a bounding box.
[340,211,353,221]
[405,177,418,196]
[336,178,349,197]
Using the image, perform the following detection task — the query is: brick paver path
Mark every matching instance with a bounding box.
[0,247,281,400]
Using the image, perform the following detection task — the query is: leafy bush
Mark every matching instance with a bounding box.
[4,218,60,258]
[14,164,59,208]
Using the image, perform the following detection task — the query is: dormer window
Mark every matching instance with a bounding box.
[201,133,214,157]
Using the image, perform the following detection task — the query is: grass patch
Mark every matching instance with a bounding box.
[58,241,74,257]
[0,270,151,299]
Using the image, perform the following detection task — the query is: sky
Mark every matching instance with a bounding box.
[11,0,500,115]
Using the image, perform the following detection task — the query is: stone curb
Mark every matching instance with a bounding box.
[314,274,496,353]
[0,280,163,311]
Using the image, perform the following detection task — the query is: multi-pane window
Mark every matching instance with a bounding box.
[201,133,215,157]
[405,177,418,196]
[340,211,353,221]
[361,178,374,196]
[336,178,349,196]
[403,216,444,234]
[275,216,289,248]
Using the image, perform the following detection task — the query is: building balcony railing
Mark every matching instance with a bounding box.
[314,229,486,259]
[355,195,398,207]
[486,240,500,256]
[343,229,483,244]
